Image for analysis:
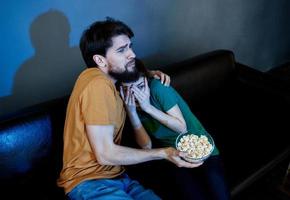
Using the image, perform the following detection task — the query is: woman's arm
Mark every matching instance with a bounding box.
[133,124,152,149]
[126,108,152,149]
[144,104,187,134]
[120,86,152,149]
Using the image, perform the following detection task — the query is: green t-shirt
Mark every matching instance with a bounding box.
[138,79,219,155]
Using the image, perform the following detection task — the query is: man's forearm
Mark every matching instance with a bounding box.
[99,145,166,165]
[87,125,199,169]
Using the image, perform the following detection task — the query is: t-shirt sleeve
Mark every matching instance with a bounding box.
[150,80,178,112]
[81,79,117,125]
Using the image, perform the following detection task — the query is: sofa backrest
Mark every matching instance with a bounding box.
[164,50,236,106]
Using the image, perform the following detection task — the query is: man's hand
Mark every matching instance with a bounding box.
[164,147,203,168]
[150,70,171,86]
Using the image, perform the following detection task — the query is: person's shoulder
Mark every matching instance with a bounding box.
[79,68,105,80]
[149,78,165,89]
[150,78,173,92]
[79,68,110,84]
[149,78,173,99]
[76,68,115,94]
[89,76,114,93]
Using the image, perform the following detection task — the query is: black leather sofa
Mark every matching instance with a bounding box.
[1,50,289,199]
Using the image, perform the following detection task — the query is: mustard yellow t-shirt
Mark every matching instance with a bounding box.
[57,68,126,194]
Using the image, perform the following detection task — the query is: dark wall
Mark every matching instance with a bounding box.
[1,0,289,117]
[149,0,290,72]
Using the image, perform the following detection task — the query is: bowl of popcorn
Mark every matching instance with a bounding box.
[175,132,215,163]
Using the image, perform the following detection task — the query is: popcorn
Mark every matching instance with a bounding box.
[177,134,213,160]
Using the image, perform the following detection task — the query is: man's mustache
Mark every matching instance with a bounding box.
[126,60,135,67]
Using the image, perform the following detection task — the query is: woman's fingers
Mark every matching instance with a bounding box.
[132,90,142,103]
[120,86,130,104]
[144,77,148,88]
[132,87,145,101]
[132,86,146,97]
[120,86,125,100]
[128,90,132,104]
[129,91,136,106]
[125,87,131,103]
[144,77,150,95]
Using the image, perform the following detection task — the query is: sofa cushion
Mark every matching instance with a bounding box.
[0,98,67,199]
[0,115,52,180]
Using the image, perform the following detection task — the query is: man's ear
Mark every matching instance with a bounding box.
[93,55,107,68]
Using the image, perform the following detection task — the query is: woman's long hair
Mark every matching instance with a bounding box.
[135,58,152,79]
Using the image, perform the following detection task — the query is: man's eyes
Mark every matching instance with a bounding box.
[117,44,133,53]
[117,48,125,53]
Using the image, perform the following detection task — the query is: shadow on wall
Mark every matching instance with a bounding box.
[0,10,84,117]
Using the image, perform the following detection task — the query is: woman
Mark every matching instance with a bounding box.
[120,60,230,200]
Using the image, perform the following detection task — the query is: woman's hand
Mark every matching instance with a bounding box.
[131,78,151,112]
[120,86,142,129]
[120,86,137,114]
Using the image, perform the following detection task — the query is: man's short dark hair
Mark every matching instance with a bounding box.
[79,17,134,68]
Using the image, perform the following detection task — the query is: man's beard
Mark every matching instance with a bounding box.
[109,61,141,83]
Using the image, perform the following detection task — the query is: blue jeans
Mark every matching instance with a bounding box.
[127,155,230,200]
[67,173,161,200]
